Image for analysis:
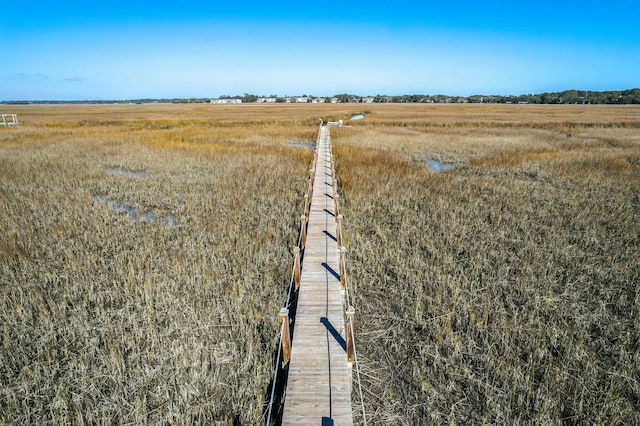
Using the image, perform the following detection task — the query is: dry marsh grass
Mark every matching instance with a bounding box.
[333,105,640,424]
[2,103,639,424]
[0,105,314,424]
[347,103,640,128]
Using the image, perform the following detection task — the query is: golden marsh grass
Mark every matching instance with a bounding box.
[0,105,314,424]
[1,103,639,424]
[333,104,640,424]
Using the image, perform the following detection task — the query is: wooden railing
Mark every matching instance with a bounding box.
[0,114,19,126]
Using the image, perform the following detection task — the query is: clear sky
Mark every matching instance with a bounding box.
[2,1,639,100]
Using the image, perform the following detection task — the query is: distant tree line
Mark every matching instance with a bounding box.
[216,89,640,104]
[367,89,640,104]
[3,89,639,105]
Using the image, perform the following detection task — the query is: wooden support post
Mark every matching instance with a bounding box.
[336,214,343,247]
[304,193,310,219]
[334,194,340,222]
[300,215,307,249]
[339,246,347,289]
[293,246,301,290]
[346,306,355,363]
[279,308,291,366]
[331,162,337,200]
[308,178,313,201]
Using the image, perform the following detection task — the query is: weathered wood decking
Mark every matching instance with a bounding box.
[282,125,353,425]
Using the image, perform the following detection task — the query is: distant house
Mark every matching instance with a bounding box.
[210,98,242,104]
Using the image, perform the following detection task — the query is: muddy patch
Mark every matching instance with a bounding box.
[106,168,147,179]
[290,140,315,150]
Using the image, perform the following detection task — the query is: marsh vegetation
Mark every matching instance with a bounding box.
[0,105,315,424]
[1,103,638,424]
[332,104,640,424]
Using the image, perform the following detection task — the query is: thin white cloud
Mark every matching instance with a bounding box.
[15,73,52,79]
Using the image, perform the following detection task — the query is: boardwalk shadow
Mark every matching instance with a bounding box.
[320,317,346,352]
[321,262,340,281]
[323,208,335,217]
[323,230,337,242]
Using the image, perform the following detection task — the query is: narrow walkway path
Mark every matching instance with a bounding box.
[282,125,353,425]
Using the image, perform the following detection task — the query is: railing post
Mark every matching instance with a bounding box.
[308,177,313,201]
[300,215,307,249]
[304,193,310,219]
[336,214,343,247]
[293,246,301,290]
[338,246,347,290]
[279,308,291,366]
[331,161,338,199]
[346,306,355,363]
[334,193,340,222]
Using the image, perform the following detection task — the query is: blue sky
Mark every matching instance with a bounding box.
[1,1,639,100]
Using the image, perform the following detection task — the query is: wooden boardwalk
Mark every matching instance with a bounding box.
[282,125,353,425]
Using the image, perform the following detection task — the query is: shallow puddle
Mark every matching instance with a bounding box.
[106,168,147,179]
[291,140,315,150]
[350,114,365,120]
[164,215,180,226]
[93,195,179,226]
[426,160,455,171]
